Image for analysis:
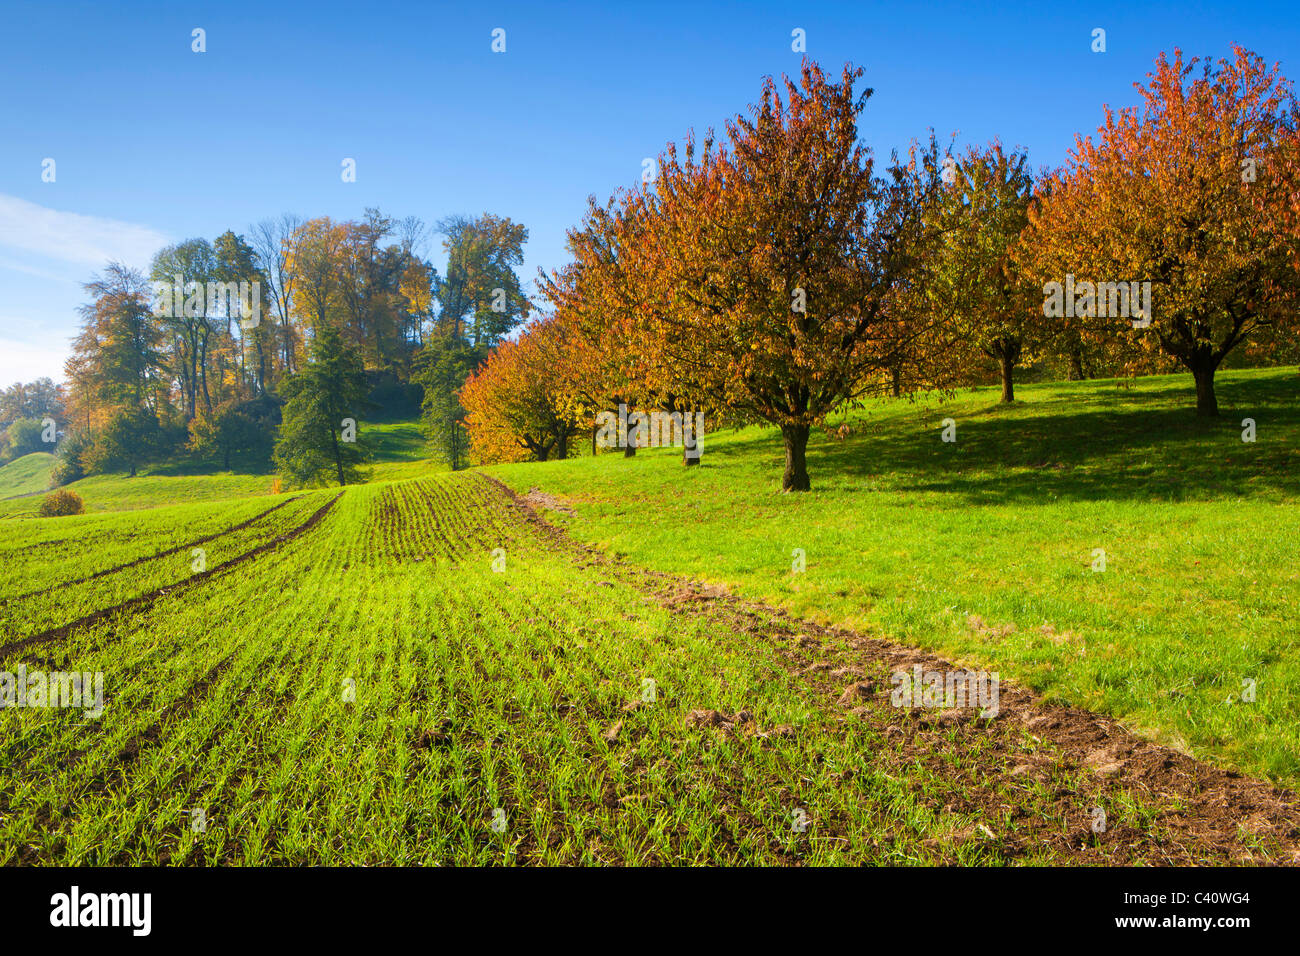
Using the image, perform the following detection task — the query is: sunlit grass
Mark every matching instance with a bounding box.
[489,367,1300,785]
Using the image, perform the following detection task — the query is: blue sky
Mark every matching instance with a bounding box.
[2,0,1298,385]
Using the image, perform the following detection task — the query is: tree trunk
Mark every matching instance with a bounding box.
[999,352,1015,403]
[683,412,700,466]
[780,423,811,492]
[332,431,344,486]
[1193,364,1219,417]
[591,424,598,457]
[1067,348,1084,381]
[891,364,902,398]
[623,443,636,458]
[557,431,568,460]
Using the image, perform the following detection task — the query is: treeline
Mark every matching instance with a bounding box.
[463,49,1300,490]
[54,210,531,486]
[0,378,65,464]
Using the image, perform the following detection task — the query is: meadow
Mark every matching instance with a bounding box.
[489,368,1300,784]
[1,369,1296,865]
[0,452,54,501]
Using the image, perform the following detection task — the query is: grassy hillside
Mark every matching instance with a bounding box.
[0,420,439,517]
[3,371,1295,864]
[0,452,55,499]
[489,367,1300,784]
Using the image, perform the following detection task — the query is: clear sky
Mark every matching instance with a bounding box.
[2,0,1298,385]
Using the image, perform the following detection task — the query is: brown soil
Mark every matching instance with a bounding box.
[486,474,1300,866]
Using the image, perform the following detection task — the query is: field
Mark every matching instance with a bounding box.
[1,369,1297,865]
[0,453,55,500]
[0,421,435,518]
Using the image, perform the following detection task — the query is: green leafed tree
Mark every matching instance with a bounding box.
[921,142,1040,402]
[86,407,164,478]
[189,398,276,471]
[416,337,480,470]
[2,418,50,462]
[273,322,373,487]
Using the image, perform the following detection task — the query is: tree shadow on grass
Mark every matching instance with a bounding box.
[751,373,1297,504]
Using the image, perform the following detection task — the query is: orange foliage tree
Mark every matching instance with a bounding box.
[553,62,946,490]
[460,317,585,463]
[1023,47,1300,416]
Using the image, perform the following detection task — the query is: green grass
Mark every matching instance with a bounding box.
[0,471,280,517]
[2,370,1294,864]
[0,475,1213,864]
[0,419,438,517]
[0,452,55,499]
[364,420,446,484]
[488,367,1300,786]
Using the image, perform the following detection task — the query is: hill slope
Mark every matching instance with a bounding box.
[0,452,55,499]
[3,469,1295,864]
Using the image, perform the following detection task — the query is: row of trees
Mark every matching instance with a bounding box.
[56,209,533,485]
[463,49,1300,490]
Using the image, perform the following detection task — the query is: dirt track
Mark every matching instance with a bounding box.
[488,475,1300,865]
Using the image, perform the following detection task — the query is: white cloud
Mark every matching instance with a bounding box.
[0,194,169,270]
[0,255,80,285]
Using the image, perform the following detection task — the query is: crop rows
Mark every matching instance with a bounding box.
[0,495,295,599]
[0,494,331,652]
[2,473,1284,865]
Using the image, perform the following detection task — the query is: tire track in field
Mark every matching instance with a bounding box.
[0,494,341,660]
[483,474,1300,865]
[1,497,299,605]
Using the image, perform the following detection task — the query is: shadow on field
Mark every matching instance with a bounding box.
[725,372,1299,504]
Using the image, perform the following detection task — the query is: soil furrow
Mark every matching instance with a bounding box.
[0,494,341,660]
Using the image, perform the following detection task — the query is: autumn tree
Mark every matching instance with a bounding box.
[1024,47,1300,416]
[540,203,664,460]
[436,214,530,348]
[623,62,943,490]
[286,217,348,336]
[920,143,1040,402]
[251,213,304,376]
[0,378,64,429]
[67,263,166,416]
[213,230,271,395]
[461,318,582,463]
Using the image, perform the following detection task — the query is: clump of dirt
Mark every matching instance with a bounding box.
[836,681,876,706]
[965,614,1017,640]
[522,487,575,516]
